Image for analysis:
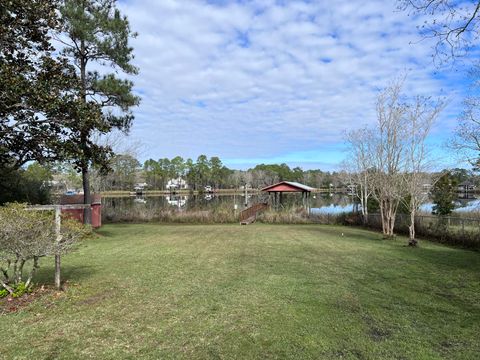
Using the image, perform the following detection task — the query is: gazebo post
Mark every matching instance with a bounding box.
[260,181,314,213]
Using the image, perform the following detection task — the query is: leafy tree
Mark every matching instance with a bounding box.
[209,156,224,188]
[0,0,79,171]
[291,167,304,182]
[144,159,161,189]
[53,163,83,191]
[100,154,140,190]
[170,156,186,179]
[195,155,210,189]
[450,168,471,184]
[57,0,140,223]
[432,172,458,216]
[185,158,199,191]
[0,163,53,205]
[251,163,294,182]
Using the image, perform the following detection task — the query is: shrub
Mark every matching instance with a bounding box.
[0,203,88,296]
[258,207,311,224]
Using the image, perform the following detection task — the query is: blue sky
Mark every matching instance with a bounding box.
[118,0,470,170]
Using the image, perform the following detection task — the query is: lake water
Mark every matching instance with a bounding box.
[101,193,480,215]
[102,193,358,215]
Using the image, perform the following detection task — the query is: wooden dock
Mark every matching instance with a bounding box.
[239,202,268,225]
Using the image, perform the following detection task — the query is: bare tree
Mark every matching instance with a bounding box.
[370,80,409,238]
[401,97,444,246]
[400,1,480,167]
[344,128,375,224]
[346,79,444,242]
[399,0,480,62]
[450,66,480,167]
[89,131,144,192]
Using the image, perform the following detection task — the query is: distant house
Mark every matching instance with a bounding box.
[166,195,187,207]
[346,184,357,195]
[134,182,148,195]
[166,177,188,191]
[458,181,476,193]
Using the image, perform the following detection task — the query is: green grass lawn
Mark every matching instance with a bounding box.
[1,224,480,359]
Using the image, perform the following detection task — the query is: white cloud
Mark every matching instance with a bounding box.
[118,0,468,167]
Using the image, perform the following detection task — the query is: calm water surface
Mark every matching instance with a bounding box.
[102,194,480,214]
[102,193,357,214]
[101,193,480,215]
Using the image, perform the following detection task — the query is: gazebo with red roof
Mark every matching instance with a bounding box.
[261,181,314,210]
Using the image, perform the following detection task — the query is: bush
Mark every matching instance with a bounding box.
[258,207,311,224]
[0,203,88,296]
[103,202,238,224]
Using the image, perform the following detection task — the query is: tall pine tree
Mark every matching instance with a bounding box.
[57,0,140,223]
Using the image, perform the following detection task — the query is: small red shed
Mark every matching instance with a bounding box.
[60,194,102,228]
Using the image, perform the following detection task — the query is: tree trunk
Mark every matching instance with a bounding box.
[1,260,11,282]
[0,279,13,295]
[408,209,418,246]
[379,201,387,235]
[12,256,18,283]
[380,199,396,238]
[16,259,25,284]
[79,38,92,225]
[25,256,39,288]
[82,165,92,225]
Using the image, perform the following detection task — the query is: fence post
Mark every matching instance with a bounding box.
[55,207,62,290]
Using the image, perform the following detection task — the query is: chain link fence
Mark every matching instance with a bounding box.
[308,212,480,249]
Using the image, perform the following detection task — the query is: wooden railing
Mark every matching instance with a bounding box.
[239,202,269,223]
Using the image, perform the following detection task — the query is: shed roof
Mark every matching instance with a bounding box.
[261,181,314,193]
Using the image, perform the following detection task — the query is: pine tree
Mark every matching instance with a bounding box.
[57,0,140,224]
[432,172,458,216]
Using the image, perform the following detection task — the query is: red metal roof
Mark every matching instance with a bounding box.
[261,181,314,193]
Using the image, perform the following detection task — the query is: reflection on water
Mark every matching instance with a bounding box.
[102,193,357,214]
[421,197,480,213]
[102,193,480,217]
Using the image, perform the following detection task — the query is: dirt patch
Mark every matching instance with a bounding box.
[369,326,392,341]
[76,292,108,306]
[362,314,392,342]
[0,285,60,315]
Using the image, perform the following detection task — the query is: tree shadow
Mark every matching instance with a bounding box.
[34,264,98,285]
[94,229,117,238]
[404,245,480,271]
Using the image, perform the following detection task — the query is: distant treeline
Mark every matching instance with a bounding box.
[1,155,479,205]
[95,155,351,191]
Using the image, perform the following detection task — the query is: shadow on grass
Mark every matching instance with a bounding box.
[305,224,480,272]
[34,265,98,286]
[304,224,383,242]
[404,245,480,271]
[94,229,117,238]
